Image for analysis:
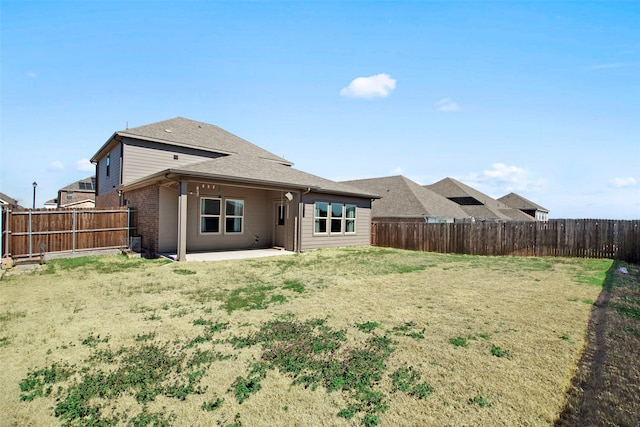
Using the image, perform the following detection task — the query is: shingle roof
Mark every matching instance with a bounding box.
[0,191,21,207]
[96,117,291,165]
[126,155,380,199]
[342,175,469,219]
[498,192,549,213]
[426,177,535,221]
[60,176,96,193]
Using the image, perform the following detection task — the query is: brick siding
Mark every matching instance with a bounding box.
[124,185,160,255]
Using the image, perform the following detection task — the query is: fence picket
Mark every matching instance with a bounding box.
[372,219,639,263]
[1,207,137,259]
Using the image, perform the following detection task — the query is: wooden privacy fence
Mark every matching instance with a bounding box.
[1,207,137,259]
[372,219,640,263]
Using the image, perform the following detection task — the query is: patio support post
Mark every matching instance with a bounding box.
[176,179,188,261]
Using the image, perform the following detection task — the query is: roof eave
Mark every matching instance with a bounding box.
[118,169,379,199]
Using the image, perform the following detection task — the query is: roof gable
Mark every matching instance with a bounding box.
[60,176,96,193]
[427,177,534,221]
[498,192,548,212]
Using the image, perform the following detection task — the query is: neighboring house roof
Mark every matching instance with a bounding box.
[341,175,468,219]
[91,117,292,165]
[121,154,381,199]
[59,176,97,193]
[426,177,535,221]
[59,199,96,208]
[498,192,549,213]
[0,191,19,206]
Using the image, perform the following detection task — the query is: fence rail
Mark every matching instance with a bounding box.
[372,219,640,263]
[1,207,137,259]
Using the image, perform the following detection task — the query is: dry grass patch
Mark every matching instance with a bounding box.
[0,248,611,426]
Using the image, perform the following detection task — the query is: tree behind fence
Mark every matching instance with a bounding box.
[372,219,640,263]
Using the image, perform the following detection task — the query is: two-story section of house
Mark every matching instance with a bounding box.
[90,117,379,260]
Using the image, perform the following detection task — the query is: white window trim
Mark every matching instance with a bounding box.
[314,202,329,235]
[200,197,222,235]
[313,202,357,236]
[345,204,357,234]
[225,199,244,234]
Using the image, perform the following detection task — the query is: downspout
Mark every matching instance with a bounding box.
[297,188,311,253]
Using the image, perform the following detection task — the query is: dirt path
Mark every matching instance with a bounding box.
[555,262,640,426]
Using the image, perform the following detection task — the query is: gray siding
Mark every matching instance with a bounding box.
[97,143,122,196]
[121,139,222,185]
[300,193,372,250]
[186,185,274,252]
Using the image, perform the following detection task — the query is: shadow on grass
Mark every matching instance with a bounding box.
[555,260,640,426]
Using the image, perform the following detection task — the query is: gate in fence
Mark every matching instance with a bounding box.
[1,207,137,259]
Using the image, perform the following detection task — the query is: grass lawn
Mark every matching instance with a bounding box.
[0,247,613,426]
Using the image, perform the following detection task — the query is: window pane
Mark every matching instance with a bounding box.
[331,203,343,218]
[331,218,342,233]
[226,217,242,233]
[201,217,220,233]
[201,199,220,215]
[226,200,244,216]
[315,218,327,233]
[315,202,328,218]
[346,205,356,219]
[346,219,355,233]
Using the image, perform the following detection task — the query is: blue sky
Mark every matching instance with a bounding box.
[1,1,638,219]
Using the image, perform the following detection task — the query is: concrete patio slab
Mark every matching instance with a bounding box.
[161,248,296,262]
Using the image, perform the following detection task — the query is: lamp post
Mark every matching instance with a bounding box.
[32,181,37,210]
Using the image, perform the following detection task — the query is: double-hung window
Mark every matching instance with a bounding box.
[331,203,344,233]
[314,202,357,235]
[314,202,328,233]
[200,198,244,234]
[225,199,244,233]
[201,198,221,233]
[345,204,356,233]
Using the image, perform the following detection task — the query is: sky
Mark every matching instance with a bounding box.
[1,1,638,219]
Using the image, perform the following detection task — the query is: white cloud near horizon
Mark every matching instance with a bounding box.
[436,98,460,112]
[609,176,637,188]
[27,71,37,78]
[391,166,404,175]
[340,74,396,99]
[464,163,546,193]
[75,158,94,172]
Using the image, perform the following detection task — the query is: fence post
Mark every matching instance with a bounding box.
[126,207,131,248]
[28,209,33,259]
[72,209,77,253]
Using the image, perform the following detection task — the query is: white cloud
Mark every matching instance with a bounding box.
[391,166,404,175]
[49,161,64,171]
[464,163,546,193]
[609,177,637,188]
[340,74,396,99]
[436,98,460,112]
[75,158,94,172]
[27,71,37,78]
